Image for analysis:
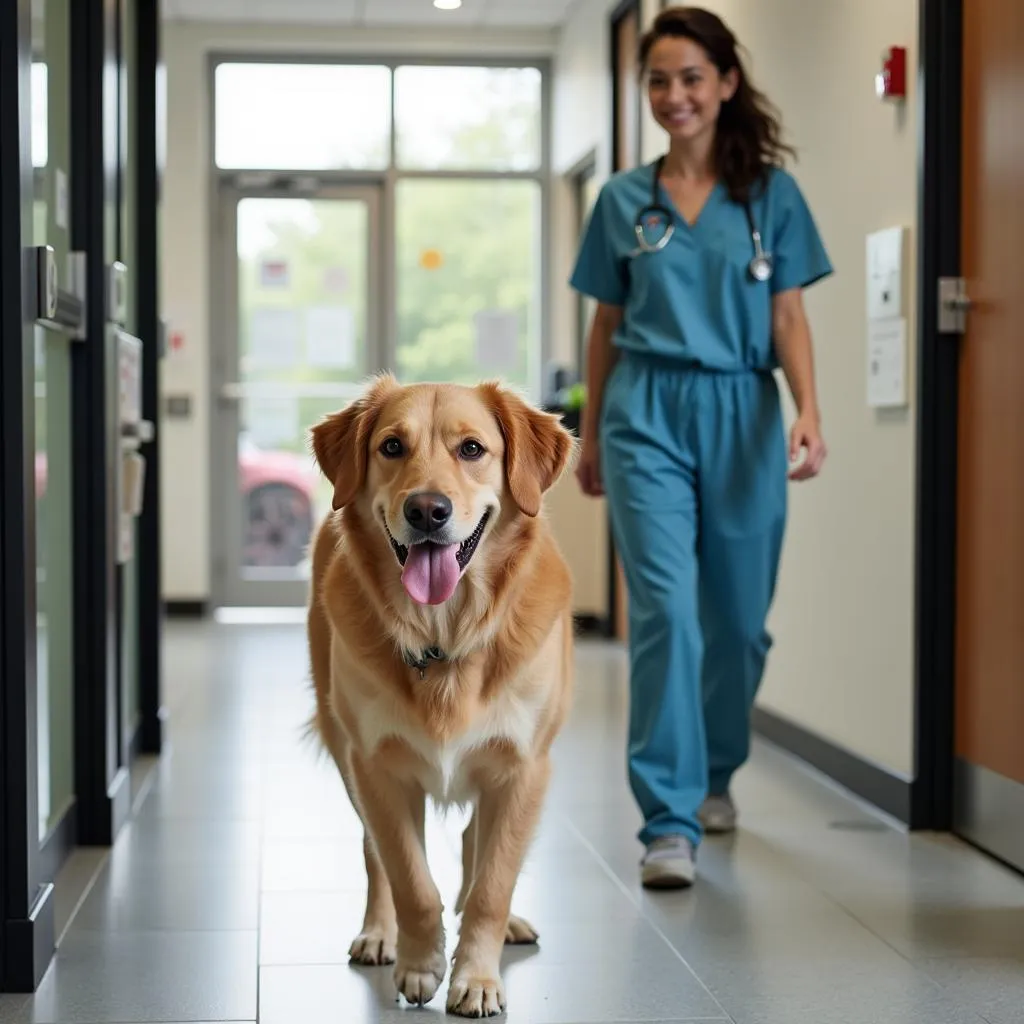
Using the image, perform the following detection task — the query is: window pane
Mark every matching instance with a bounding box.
[215,63,391,169]
[394,66,542,171]
[237,197,371,389]
[235,196,372,574]
[395,179,540,391]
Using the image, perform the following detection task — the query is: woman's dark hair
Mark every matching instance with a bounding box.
[638,6,795,202]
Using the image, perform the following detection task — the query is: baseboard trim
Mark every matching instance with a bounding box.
[109,767,132,840]
[752,706,912,825]
[163,600,207,618]
[953,758,1024,874]
[2,883,55,992]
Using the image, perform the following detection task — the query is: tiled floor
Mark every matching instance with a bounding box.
[2,619,1023,1023]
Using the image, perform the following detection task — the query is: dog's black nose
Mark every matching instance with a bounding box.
[403,492,453,533]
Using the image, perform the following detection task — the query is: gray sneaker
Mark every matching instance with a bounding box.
[698,792,737,834]
[640,835,696,889]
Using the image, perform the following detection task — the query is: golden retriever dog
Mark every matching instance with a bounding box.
[305,373,576,1017]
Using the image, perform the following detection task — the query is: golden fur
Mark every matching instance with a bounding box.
[306,374,576,1017]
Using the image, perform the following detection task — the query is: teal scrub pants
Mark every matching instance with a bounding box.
[599,353,788,849]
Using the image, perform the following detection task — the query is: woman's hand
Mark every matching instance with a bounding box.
[788,412,827,481]
[576,440,605,496]
[772,288,826,481]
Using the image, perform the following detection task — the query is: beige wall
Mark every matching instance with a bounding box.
[159,20,557,600]
[553,0,920,776]
[549,0,618,364]
[545,0,624,619]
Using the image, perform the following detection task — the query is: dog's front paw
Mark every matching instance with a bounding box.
[394,945,447,1007]
[447,967,506,1018]
[505,913,538,945]
[349,923,397,966]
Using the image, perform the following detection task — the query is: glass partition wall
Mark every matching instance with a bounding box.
[31,0,77,855]
[3,0,162,992]
[209,57,550,608]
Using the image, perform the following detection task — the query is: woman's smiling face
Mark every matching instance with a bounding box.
[645,35,737,146]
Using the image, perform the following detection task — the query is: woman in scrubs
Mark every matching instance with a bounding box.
[571,6,833,889]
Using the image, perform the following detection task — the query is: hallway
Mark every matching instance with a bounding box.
[1,620,1022,1024]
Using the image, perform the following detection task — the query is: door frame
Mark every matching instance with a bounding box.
[610,0,643,180]
[134,0,164,758]
[209,179,385,608]
[909,0,962,832]
[567,148,598,378]
[606,0,643,641]
[69,0,136,850]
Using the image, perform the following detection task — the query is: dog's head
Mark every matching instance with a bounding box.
[310,374,575,607]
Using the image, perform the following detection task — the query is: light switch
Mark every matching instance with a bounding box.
[165,394,192,419]
[866,226,904,321]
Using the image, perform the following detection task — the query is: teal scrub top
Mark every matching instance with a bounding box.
[569,161,833,372]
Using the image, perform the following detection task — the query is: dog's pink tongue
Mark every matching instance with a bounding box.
[401,543,462,605]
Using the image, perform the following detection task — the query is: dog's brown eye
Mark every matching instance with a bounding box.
[380,437,404,459]
[459,439,484,460]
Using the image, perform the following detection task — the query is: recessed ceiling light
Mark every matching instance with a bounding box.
[433,0,462,9]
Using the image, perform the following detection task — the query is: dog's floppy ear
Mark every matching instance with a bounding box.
[310,373,398,510]
[480,382,576,518]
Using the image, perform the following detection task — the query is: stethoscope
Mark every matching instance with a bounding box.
[633,155,774,283]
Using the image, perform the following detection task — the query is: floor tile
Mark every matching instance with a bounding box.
[257,964,396,1024]
[259,959,729,1024]
[51,848,109,943]
[920,958,1024,1024]
[259,837,378,894]
[69,857,261,931]
[0,998,27,1024]
[259,890,369,965]
[20,930,258,1023]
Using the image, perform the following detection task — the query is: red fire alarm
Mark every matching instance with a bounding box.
[876,46,907,101]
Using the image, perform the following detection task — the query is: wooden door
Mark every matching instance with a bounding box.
[613,3,639,175]
[952,0,1024,870]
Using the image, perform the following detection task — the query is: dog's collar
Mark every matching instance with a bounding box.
[403,645,447,679]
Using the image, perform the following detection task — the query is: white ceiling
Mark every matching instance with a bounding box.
[162,0,578,30]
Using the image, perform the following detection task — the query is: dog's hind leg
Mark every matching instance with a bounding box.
[454,811,477,916]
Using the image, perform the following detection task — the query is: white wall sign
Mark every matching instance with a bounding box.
[867,316,907,408]
[866,226,904,321]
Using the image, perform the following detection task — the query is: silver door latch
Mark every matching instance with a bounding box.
[938,276,971,334]
[33,246,87,339]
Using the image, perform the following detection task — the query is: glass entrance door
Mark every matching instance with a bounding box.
[213,186,381,607]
